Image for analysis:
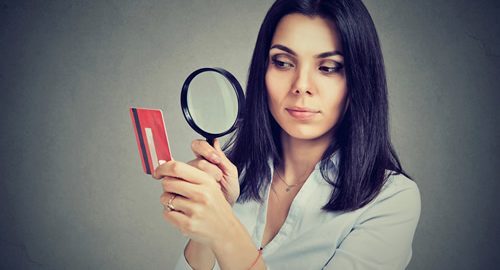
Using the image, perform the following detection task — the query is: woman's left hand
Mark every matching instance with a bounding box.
[188,139,240,206]
[153,160,238,246]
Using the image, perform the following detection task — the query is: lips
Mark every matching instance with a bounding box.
[285,106,320,120]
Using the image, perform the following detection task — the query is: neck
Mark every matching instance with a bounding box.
[277,129,334,185]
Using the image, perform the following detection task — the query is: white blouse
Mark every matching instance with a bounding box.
[174,152,421,269]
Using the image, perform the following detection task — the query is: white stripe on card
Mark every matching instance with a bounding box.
[145,128,159,170]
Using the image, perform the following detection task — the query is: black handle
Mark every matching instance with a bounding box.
[206,137,215,147]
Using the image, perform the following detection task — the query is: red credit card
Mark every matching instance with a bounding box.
[129,107,172,175]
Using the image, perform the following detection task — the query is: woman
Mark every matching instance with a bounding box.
[153,0,421,269]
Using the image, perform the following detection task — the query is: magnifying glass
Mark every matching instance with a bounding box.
[180,67,245,146]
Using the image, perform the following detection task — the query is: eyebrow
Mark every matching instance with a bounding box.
[270,44,344,58]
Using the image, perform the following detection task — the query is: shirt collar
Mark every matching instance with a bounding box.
[313,148,340,171]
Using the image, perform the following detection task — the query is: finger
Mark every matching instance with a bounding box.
[188,159,224,182]
[159,175,183,186]
[154,160,211,184]
[160,192,198,216]
[152,159,167,180]
[191,139,221,164]
[220,177,230,190]
[160,191,175,211]
[162,209,191,236]
[161,178,204,200]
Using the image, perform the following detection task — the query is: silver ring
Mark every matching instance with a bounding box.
[166,194,177,211]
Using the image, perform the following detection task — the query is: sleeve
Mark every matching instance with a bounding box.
[173,253,195,270]
[172,241,219,270]
[323,179,421,270]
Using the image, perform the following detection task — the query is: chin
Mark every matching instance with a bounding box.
[281,124,334,142]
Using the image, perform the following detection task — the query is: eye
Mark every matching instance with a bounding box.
[271,55,295,70]
[319,63,344,74]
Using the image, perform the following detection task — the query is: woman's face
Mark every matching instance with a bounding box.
[265,13,348,142]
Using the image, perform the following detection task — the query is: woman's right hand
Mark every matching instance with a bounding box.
[186,138,240,206]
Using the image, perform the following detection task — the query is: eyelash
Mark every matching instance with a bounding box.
[318,65,343,74]
[270,56,344,75]
[271,59,294,69]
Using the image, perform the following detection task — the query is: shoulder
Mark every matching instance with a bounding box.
[380,171,420,202]
[359,171,421,223]
[380,170,420,195]
[324,172,421,269]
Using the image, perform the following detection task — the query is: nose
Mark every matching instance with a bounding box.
[292,65,313,96]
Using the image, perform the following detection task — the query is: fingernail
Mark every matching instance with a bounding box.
[159,160,166,165]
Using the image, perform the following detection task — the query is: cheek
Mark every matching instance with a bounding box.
[266,69,284,92]
[319,79,348,114]
[265,70,289,106]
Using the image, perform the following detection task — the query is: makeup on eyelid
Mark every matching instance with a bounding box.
[270,55,344,74]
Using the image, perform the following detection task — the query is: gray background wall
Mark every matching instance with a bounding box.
[1,0,498,269]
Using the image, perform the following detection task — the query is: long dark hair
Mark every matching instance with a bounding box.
[225,0,411,212]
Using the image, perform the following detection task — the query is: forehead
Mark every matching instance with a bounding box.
[271,13,342,54]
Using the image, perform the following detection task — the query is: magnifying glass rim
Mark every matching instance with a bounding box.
[180,67,245,140]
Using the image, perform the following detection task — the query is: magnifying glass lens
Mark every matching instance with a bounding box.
[186,72,239,134]
[181,67,244,145]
